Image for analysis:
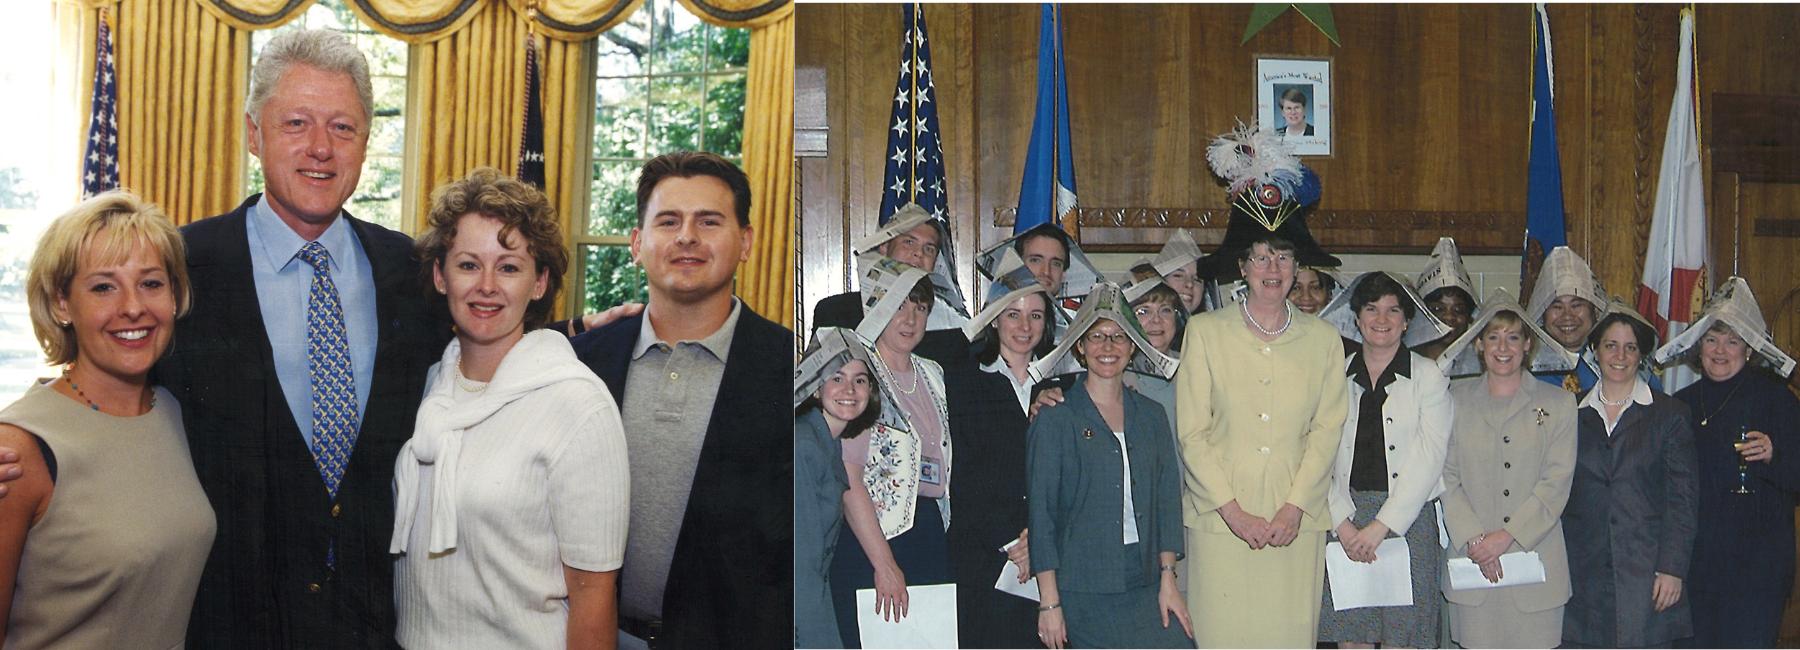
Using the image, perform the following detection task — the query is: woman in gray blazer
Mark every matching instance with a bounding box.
[1438,296,1578,648]
[1560,309,1697,647]
[1029,311,1191,649]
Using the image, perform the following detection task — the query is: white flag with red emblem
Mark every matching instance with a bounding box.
[1636,9,1708,393]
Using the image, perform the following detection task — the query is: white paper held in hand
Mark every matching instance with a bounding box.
[855,582,958,649]
[1324,538,1414,611]
[1446,551,1548,590]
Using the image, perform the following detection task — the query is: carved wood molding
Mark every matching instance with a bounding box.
[1632,5,1656,257]
[992,206,1524,253]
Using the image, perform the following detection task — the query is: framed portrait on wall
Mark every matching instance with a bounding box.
[1256,56,1332,156]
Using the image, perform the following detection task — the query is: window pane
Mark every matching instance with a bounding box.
[362,34,408,78]
[596,9,650,78]
[594,76,647,160]
[589,160,642,237]
[649,74,703,154]
[369,77,406,157]
[583,244,648,312]
[702,72,746,156]
[709,25,750,69]
[651,3,711,75]
[350,156,403,231]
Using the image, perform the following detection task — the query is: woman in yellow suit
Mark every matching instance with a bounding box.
[1176,235,1349,647]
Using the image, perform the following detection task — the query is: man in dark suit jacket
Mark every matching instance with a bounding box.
[810,215,972,370]
[569,152,793,650]
[152,29,447,648]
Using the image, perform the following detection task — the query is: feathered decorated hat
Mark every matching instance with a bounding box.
[1197,123,1340,280]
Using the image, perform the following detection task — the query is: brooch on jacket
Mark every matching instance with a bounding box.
[1533,407,1549,426]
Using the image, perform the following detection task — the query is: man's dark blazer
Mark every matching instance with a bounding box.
[811,290,972,372]
[157,194,445,648]
[569,303,794,650]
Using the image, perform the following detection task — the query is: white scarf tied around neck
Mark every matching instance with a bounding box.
[389,329,608,554]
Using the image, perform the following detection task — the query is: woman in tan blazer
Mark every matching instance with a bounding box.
[1177,236,1349,647]
[1436,294,1578,648]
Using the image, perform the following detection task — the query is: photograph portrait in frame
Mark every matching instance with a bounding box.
[1256,56,1332,156]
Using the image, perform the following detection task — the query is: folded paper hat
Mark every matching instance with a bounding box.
[854,253,932,343]
[962,248,1051,341]
[975,222,1106,300]
[1197,123,1340,280]
[852,203,970,318]
[1526,246,1610,324]
[1317,271,1453,348]
[1028,282,1180,383]
[1130,228,1206,281]
[1652,276,1797,377]
[1437,287,1580,378]
[1416,237,1477,303]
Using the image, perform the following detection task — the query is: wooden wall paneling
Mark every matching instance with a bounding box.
[932,4,980,306]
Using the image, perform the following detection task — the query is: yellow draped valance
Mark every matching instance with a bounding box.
[192,0,643,42]
[676,0,790,30]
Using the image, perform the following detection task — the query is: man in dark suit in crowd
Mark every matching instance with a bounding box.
[569,151,793,650]
[810,205,973,370]
[150,29,444,647]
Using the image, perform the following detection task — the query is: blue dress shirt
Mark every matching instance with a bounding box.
[244,196,378,448]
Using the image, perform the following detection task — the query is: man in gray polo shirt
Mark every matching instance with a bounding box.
[570,151,792,650]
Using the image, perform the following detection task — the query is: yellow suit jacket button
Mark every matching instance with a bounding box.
[1259,446,1271,454]
[1260,413,1270,421]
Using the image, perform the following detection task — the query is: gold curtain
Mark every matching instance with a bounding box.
[77,0,254,225]
[677,0,792,326]
[407,1,593,316]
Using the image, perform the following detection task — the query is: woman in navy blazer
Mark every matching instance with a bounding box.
[1028,315,1191,649]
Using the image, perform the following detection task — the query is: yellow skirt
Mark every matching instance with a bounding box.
[1187,528,1325,648]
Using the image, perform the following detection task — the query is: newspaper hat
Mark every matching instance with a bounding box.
[1028,282,1180,383]
[975,222,1106,300]
[795,327,909,431]
[851,203,970,318]
[961,249,1052,340]
[1121,274,1165,304]
[1317,271,1453,348]
[1132,228,1206,280]
[854,252,932,342]
[1526,246,1610,324]
[1198,123,1340,280]
[1652,276,1797,377]
[1436,287,1580,378]
[1416,237,1477,303]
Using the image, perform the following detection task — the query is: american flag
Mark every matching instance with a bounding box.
[82,11,119,198]
[877,3,946,225]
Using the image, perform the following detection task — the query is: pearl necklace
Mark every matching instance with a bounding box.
[1595,389,1632,407]
[1242,300,1294,338]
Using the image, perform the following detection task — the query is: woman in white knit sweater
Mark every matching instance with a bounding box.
[392,168,629,649]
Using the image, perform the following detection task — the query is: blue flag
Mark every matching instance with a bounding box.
[1523,3,1567,288]
[877,3,948,225]
[1015,4,1077,234]
[82,11,119,198]
[516,33,546,189]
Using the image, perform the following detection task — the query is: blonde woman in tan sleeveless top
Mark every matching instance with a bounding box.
[0,192,214,649]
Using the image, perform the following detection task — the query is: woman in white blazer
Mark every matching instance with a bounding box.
[1317,272,1455,648]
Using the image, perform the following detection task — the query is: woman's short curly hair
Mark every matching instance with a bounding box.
[27,190,191,366]
[415,168,568,330]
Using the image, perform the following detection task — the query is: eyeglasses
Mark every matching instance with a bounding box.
[1084,331,1131,346]
[1247,254,1296,270]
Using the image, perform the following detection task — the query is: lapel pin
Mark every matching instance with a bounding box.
[1083,428,1094,440]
